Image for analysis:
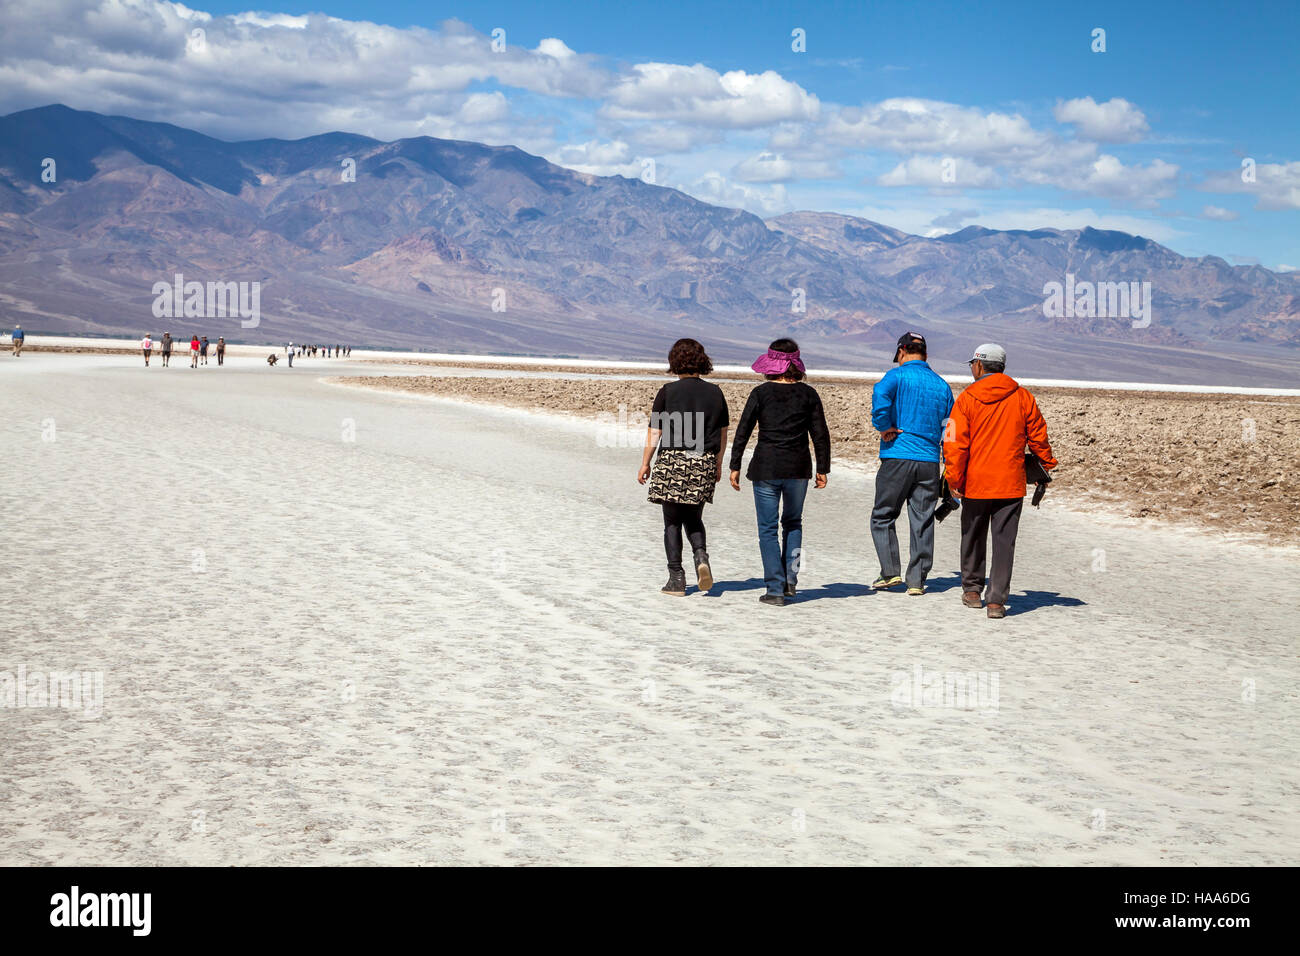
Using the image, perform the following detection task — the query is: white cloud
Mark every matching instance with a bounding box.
[1053,97,1149,143]
[621,123,724,154]
[535,38,576,59]
[1201,205,1239,221]
[547,139,642,177]
[601,63,819,128]
[1200,161,1300,210]
[681,171,791,216]
[1067,155,1179,205]
[732,151,839,183]
[0,2,606,142]
[877,156,999,188]
[824,98,1047,160]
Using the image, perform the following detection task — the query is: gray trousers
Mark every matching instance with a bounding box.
[959,497,1023,606]
[870,458,940,587]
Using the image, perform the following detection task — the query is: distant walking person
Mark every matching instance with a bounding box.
[216,337,226,366]
[728,339,831,606]
[638,338,730,597]
[944,344,1058,619]
[189,335,200,368]
[161,332,172,367]
[287,347,294,367]
[11,325,22,357]
[141,333,153,367]
[869,332,955,595]
[200,336,210,365]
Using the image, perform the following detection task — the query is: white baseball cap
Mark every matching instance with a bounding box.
[968,343,1007,366]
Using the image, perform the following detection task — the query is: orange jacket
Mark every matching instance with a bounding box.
[944,373,1057,499]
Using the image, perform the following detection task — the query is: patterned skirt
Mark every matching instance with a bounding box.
[647,449,718,505]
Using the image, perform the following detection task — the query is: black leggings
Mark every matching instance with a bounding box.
[662,502,707,570]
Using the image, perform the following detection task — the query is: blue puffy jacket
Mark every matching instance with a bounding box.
[871,360,955,463]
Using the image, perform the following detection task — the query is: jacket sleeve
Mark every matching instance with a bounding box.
[943,394,971,494]
[809,392,832,474]
[728,389,760,473]
[1023,392,1058,470]
[870,372,896,432]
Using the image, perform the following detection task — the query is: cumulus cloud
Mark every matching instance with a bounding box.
[600,63,820,128]
[1053,97,1149,143]
[1066,155,1179,205]
[824,98,1047,160]
[0,1,605,142]
[547,139,643,177]
[877,156,999,188]
[732,151,839,183]
[1200,161,1300,210]
[681,171,791,217]
[0,0,1239,227]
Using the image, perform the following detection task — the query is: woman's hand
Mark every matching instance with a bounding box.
[637,464,651,484]
[815,473,828,489]
[729,470,741,491]
[714,461,724,484]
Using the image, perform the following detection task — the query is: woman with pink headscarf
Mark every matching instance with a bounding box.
[727,338,831,606]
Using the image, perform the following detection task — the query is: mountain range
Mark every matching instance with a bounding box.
[2,104,1298,385]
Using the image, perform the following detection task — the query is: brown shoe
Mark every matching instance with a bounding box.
[986,604,1006,619]
[962,591,982,609]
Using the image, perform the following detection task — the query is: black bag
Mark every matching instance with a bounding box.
[1025,453,1052,507]
[934,475,959,522]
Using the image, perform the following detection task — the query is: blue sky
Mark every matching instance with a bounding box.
[3,0,1297,267]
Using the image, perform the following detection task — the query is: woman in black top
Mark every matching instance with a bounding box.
[728,338,831,606]
[638,339,730,596]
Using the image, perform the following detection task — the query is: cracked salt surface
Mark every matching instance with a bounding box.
[1,354,1296,865]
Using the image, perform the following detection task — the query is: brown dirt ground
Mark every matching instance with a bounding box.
[337,372,1300,546]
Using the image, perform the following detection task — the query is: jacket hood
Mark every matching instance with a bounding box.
[964,372,1020,404]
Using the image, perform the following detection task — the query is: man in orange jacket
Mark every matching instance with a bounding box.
[944,344,1057,619]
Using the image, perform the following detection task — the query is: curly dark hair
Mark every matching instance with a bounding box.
[667,338,713,376]
[764,337,805,381]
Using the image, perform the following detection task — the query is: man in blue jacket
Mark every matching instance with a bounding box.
[869,332,955,594]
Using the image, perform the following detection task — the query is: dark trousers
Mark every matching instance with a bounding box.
[662,502,706,571]
[959,497,1023,605]
[870,458,940,588]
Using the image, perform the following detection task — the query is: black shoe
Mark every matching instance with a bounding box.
[783,583,796,598]
[693,549,713,591]
[759,594,786,607]
[661,568,687,597]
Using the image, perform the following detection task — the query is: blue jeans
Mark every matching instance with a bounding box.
[752,479,809,595]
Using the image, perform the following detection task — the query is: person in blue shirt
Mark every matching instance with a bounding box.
[869,332,955,594]
[11,325,23,357]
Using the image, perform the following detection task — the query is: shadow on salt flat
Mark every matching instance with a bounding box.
[1009,590,1088,615]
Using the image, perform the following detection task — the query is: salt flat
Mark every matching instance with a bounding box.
[1,354,1297,866]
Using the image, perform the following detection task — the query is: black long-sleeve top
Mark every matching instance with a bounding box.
[728,382,832,480]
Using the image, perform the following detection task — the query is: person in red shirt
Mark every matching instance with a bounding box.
[944,344,1057,619]
[189,335,200,368]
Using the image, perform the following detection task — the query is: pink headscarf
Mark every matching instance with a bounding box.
[751,347,806,376]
